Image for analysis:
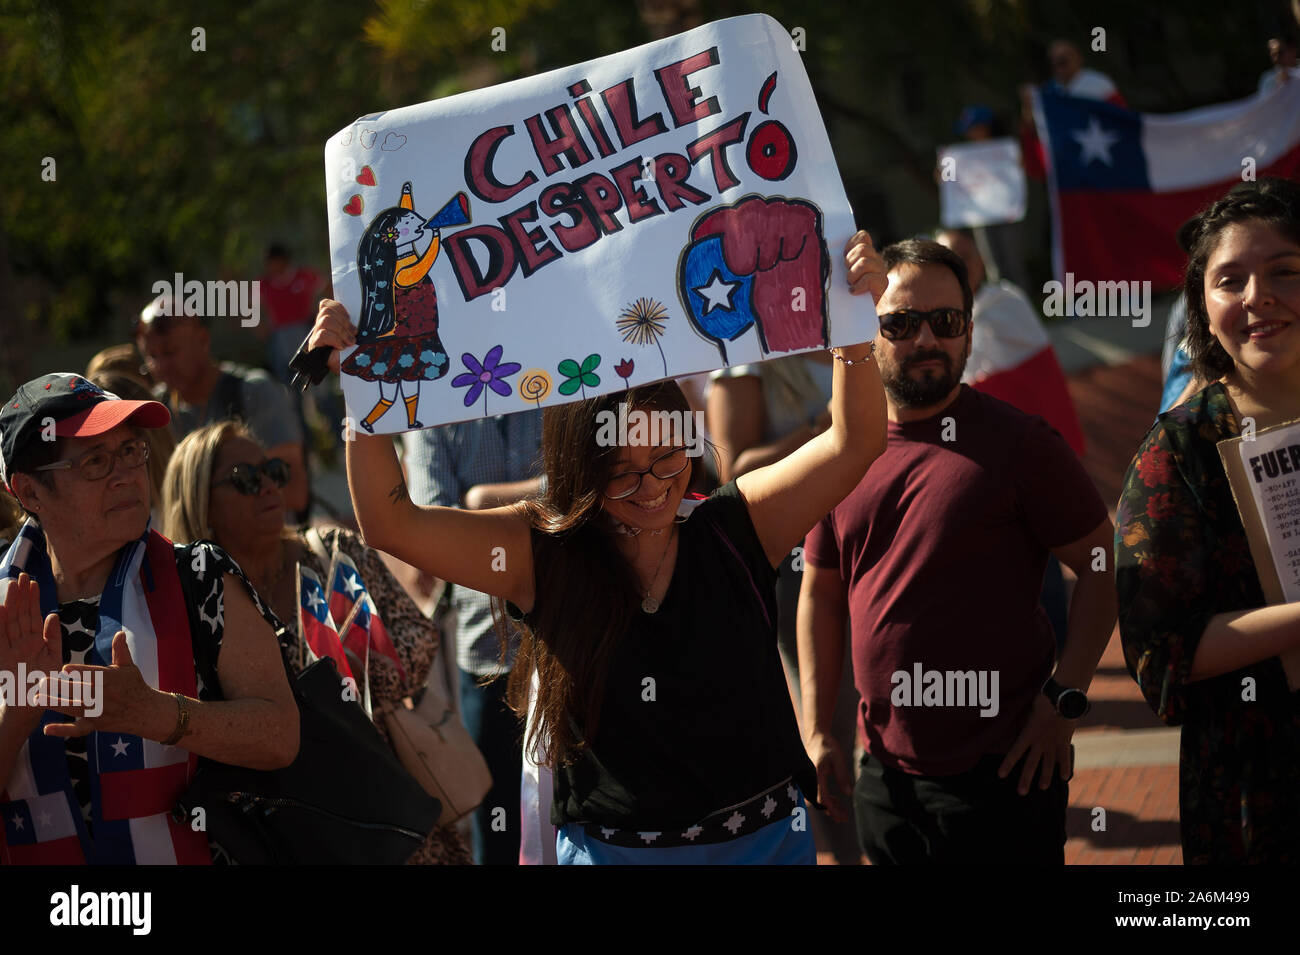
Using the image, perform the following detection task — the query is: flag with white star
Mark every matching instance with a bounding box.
[1034,83,1300,286]
[298,565,355,682]
[326,550,407,682]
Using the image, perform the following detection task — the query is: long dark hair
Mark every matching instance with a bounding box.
[356,207,405,341]
[497,380,705,766]
[1181,177,1300,382]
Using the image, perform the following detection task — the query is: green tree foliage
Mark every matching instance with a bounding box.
[0,0,1287,378]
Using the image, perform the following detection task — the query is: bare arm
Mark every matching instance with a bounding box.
[706,374,765,484]
[1049,517,1119,691]
[797,563,849,741]
[311,300,538,610]
[1189,602,1300,682]
[737,234,889,568]
[732,411,829,479]
[346,433,536,611]
[463,476,543,510]
[797,562,854,822]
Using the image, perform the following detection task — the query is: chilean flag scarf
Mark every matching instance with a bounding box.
[0,520,211,864]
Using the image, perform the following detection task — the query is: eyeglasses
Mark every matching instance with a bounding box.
[213,458,289,496]
[604,446,689,500]
[878,307,971,341]
[34,439,150,482]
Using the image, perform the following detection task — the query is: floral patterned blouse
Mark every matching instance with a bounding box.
[1115,382,1300,864]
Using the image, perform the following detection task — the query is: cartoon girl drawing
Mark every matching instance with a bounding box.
[343,181,468,431]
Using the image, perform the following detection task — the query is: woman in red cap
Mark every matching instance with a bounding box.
[0,373,298,865]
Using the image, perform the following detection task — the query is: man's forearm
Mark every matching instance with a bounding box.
[796,593,848,739]
[1053,569,1117,691]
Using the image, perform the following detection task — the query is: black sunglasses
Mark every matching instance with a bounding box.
[214,458,289,495]
[878,307,970,341]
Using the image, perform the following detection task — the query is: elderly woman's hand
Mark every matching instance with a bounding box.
[35,630,173,741]
[0,573,63,734]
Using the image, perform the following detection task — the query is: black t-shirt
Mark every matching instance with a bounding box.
[514,482,817,829]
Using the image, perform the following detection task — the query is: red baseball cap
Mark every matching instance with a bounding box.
[0,373,170,488]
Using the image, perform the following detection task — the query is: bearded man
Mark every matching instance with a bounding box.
[796,239,1116,864]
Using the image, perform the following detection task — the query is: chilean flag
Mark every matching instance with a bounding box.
[1036,81,1300,289]
[963,281,1085,458]
[298,566,354,682]
[327,552,406,682]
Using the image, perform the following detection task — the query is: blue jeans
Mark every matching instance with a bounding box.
[458,669,523,865]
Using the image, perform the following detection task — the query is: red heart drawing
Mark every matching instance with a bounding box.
[356,166,376,187]
[343,195,364,216]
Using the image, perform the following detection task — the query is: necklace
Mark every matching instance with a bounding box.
[640,528,676,614]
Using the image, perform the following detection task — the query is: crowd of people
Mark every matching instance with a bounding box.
[2,31,1299,867]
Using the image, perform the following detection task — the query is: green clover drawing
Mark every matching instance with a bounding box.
[558,354,601,398]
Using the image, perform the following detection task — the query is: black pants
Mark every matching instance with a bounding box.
[854,751,1068,865]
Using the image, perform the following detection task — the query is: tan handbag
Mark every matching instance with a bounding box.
[302,527,493,826]
[379,697,493,826]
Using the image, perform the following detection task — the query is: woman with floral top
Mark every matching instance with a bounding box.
[162,421,471,864]
[1115,177,1300,864]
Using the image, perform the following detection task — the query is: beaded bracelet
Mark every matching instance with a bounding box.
[830,343,875,364]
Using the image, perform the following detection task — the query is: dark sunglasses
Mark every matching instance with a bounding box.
[213,458,289,495]
[878,307,970,341]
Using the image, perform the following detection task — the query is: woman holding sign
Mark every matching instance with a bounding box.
[1115,177,1300,864]
[307,231,888,864]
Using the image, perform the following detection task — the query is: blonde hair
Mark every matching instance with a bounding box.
[162,421,255,543]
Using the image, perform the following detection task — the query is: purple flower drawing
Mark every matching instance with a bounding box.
[452,345,520,415]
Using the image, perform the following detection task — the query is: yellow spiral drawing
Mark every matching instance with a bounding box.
[520,369,552,407]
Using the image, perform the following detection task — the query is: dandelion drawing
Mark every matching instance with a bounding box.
[616,297,670,378]
[452,345,520,416]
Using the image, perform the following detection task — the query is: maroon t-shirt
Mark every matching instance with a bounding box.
[805,385,1106,775]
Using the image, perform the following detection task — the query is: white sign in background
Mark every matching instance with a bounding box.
[938,137,1027,229]
[324,13,876,433]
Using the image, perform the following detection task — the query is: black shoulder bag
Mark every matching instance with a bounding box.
[173,546,442,864]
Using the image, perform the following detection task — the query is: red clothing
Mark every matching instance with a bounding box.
[260,266,322,329]
[972,348,1084,456]
[804,386,1106,775]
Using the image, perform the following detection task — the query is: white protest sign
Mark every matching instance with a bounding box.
[324,13,875,433]
[938,137,1027,228]
[1237,424,1300,602]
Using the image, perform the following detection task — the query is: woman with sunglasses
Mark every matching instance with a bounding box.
[303,232,889,864]
[160,421,471,864]
[1115,177,1300,864]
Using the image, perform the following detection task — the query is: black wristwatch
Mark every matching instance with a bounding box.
[1043,677,1090,720]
